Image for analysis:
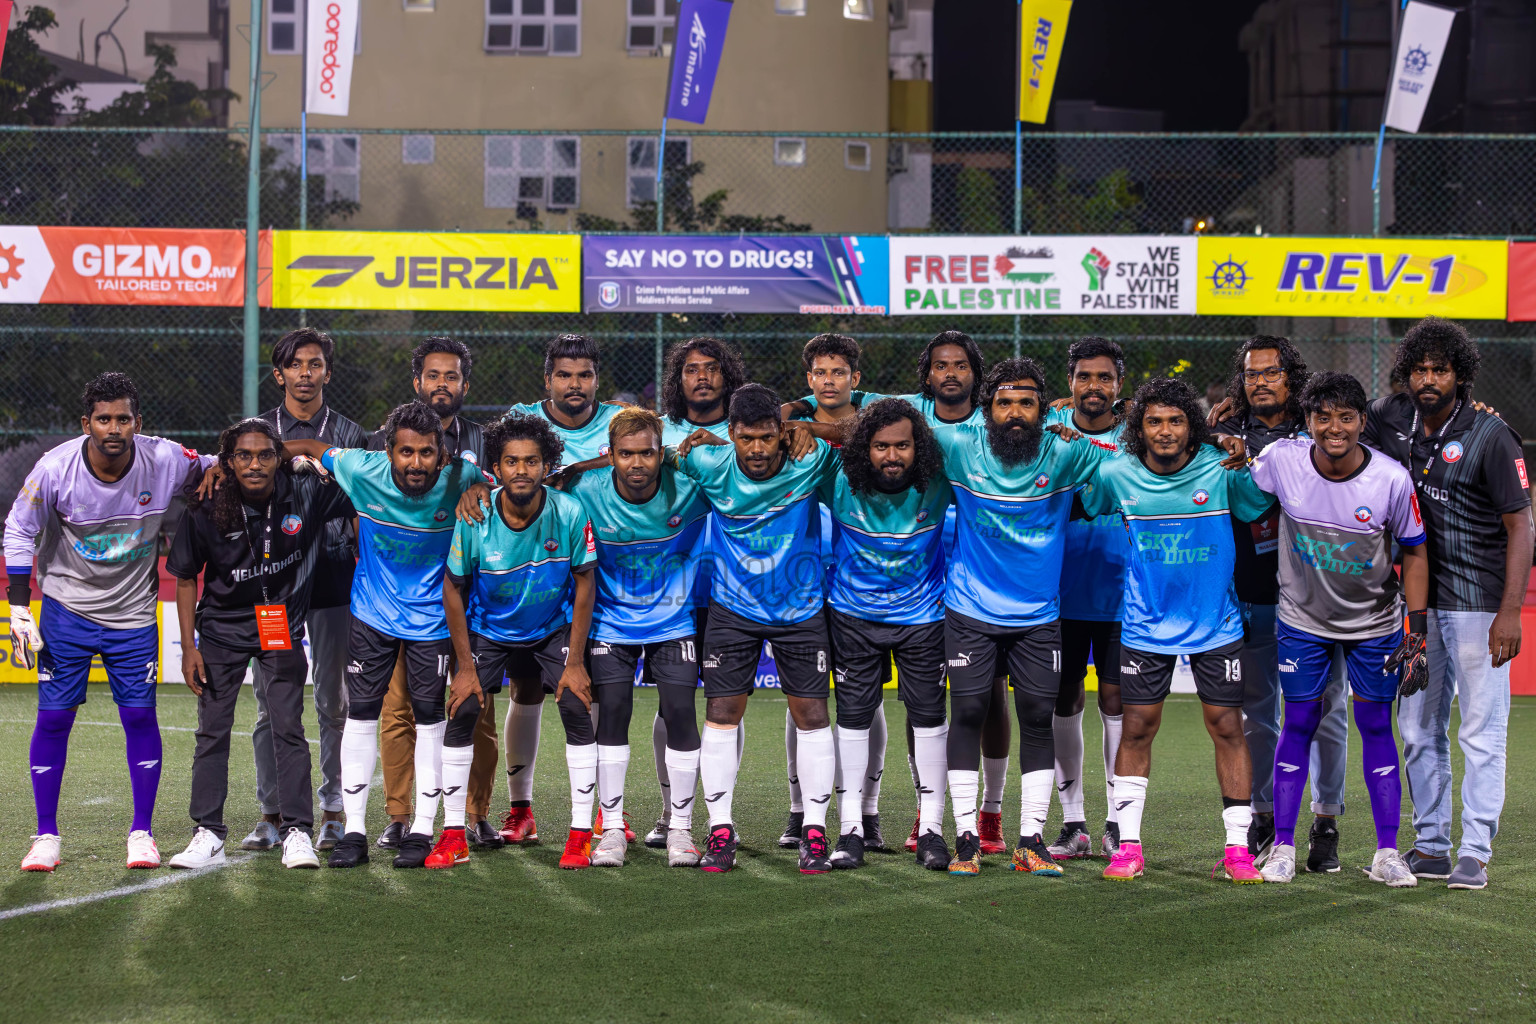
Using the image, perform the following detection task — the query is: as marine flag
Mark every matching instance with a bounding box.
[665,0,733,125]
[1017,0,1071,125]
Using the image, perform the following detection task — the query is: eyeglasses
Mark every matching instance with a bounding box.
[231,450,278,466]
[1242,367,1286,384]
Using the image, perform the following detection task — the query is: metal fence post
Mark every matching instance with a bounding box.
[242,0,265,417]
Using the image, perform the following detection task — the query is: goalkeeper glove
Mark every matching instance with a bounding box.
[1386,610,1428,698]
[8,605,43,671]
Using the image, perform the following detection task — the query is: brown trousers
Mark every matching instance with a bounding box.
[380,653,501,820]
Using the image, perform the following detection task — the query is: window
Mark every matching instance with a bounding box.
[843,0,874,20]
[627,136,690,207]
[844,140,871,171]
[485,135,580,211]
[774,138,806,167]
[775,0,807,14]
[627,0,678,52]
[486,0,581,55]
[268,0,300,53]
[269,133,361,203]
[402,135,435,165]
[403,0,435,9]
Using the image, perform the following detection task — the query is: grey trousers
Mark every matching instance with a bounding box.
[191,643,313,840]
[252,605,350,814]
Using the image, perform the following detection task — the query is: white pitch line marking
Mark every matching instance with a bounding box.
[0,853,254,922]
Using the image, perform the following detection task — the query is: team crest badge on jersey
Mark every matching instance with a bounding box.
[281,514,303,534]
[1354,506,1372,523]
[667,514,683,527]
[598,444,611,457]
[1034,474,1049,488]
[1442,441,1463,463]
[1518,459,1529,489]
[1192,489,1210,505]
[544,538,559,553]
[434,509,448,522]
[916,508,930,523]
[136,490,152,506]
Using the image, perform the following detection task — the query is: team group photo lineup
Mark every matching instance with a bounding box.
[10,317,1529,889]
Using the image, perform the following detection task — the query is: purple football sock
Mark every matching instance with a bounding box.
[118,705,162,835]
[1354,699,1401,850]
[30,708,76,835]
[1272,700,1324,848]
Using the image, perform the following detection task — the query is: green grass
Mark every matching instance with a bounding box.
[1,684,1534,1023]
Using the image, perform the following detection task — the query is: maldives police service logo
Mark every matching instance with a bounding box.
[598,281,621,309]
[915,508,930,523]
[1442,441,1463,463]
[1192,489,1210,505]
[1034,474,1050,489]
[434,508,449,522]
[543,539,559,553]
[667,514,683,528]
[136,490,152,506]
[281,514,303,535]
[1354,506,1373,524]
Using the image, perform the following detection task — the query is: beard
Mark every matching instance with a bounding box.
[985,417,1043,467]
[1414,387,1454,416]
[419,388,464,419]
[393,467,441,498]
[873,465,913,493]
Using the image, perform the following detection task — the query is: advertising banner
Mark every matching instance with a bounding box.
[887,235,1196,316]
[1017,0,1072,125]
[272,231,580,312]
[665,0,733,125]
[1505,242,1536,321]
[1383,1,1457,134]
[1195,237,1507,319]
[584,235,888,314]
[305,0,360,117]
[0,226,265,306]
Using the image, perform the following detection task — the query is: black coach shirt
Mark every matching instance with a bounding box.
[1363,393,1531,612]
[262,402,368,609]
[1216,413,1300,605]
[167,472,351,650]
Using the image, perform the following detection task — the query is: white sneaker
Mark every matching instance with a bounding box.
[21,834,61,872]
[126,829,162,869]
[667,828,700,867]
[590,827,627,867]
[1260,842,1296,883]
[281,828,320,869]
[1364,847,1418,888]
[169,827,225,869]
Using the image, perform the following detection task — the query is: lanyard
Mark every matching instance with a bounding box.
[239,498,275,606]
[277,405,329,441]
[1409,399,1459,478]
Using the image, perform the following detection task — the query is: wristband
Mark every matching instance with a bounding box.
[1407,610,1427,635]
[8,578,31,608]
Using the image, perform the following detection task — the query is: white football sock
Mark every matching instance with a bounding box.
[597,744,630,827]
[949,768,979,836]
[1222,804,1252,848]
[700,726,741,827]
[912,724,948,837]
[981,756,1008,815]
[505,700,542,804]
[652,713,669,819]
[340,718,379,837]
[409,721,446,836]
[442,744,474,829]
[784,709,803,813]
[796,726,835,831]
[565,743,598,831]
[834,725,870,835]
[863,702,887,815]
[1052,711,1086,822]
[1116,775,1148,844]
[1019,768,1054,839]
[908,752,921,802]
[664,746,700,829]
[1101,711,1123,824]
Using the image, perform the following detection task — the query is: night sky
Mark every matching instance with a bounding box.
[935,0,1266,132]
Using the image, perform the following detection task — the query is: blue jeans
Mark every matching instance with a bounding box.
[1398,609,1510,864]
[1241,602,1349,815]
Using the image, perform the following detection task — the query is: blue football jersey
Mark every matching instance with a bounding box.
[567,465,711,644]
[661,414,729,448]
[1046,405,1132,622]
[936,421,1113,627]
[446,487,596,644]
[322,448,478,640]
[1083,445,1276,654]
[676,440,839,626]
[826,472,953,625]
[507,401,623,464]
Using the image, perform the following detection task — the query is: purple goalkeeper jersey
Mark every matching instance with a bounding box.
[4,436,215,628]
[1248,438,1426,641]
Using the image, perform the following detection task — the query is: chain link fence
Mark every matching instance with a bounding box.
[1,126,1535,451]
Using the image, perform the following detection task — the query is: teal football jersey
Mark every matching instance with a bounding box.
[506,401,623,464]
[1046,405,1132,622]
[827,472,953,625]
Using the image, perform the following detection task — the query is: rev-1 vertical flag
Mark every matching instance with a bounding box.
[665,0,733,124]
[1383,0,1456,133]
[305,0,360,117]
[1017,0,1071,124]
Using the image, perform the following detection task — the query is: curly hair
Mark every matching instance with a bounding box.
[1224,335,1310,422]
[82,372,139,418]
[917,330,984,406]
[411,336,472,382]
[661,336,748,423]
[210,418,287,534]
[484,411,564,470]
[802,333,861,373]
[384,401,445,451]
[1391,316,1480,399]
[1121,377,1212,459]
[841,398,943,496]
[1299,371,1369,418]
[981,356,1048,409]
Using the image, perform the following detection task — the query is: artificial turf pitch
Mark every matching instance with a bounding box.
[0,684,1533,1023]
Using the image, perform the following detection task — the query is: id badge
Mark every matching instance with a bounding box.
[255,605,293,651]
